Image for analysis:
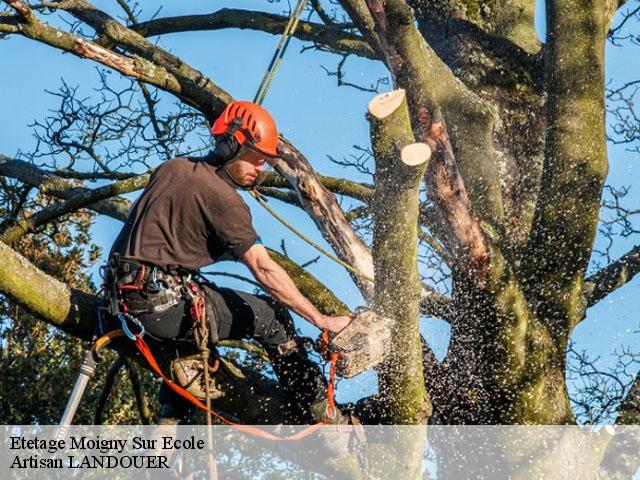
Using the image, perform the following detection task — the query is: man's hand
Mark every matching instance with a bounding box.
[318,315,353,334]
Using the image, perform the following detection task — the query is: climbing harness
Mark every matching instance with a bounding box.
[60,253,342,440]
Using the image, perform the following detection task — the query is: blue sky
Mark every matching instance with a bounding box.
[1,1,639,410]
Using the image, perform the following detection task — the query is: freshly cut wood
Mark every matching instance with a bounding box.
[368,89,406,119]
[401,143,431,166]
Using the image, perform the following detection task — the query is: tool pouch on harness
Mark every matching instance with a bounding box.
[112,257,183,313]
[100,255,219,343]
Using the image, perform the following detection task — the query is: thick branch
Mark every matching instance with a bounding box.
[338,0,385,56]
[369,89,431,424]
[0,157,131,221]
[274,143,377,301]
[412,0,541,54]
[131,8,377,59]
[0,241,95,339]
[481,0,540,54]
[0,173,150,244]
[424,126,491,281]
[524,0,608,326]
[267,249,352,317]
[584,244,640,309]
[365,0,504,236]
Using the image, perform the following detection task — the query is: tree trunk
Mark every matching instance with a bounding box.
[369,89,431,426]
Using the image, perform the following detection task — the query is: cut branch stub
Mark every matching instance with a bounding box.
[401,143,431,167]
[367,88,406,118]
[368,89,430,187]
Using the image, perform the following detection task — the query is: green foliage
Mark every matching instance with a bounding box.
[0,189,158,424]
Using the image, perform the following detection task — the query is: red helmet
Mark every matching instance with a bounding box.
[211,101,279,157]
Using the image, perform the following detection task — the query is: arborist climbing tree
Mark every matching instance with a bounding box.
[104,101,354,426]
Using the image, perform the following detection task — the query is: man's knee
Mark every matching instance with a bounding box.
[253,295,295,347]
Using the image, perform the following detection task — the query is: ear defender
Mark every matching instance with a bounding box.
[213,135,240,163]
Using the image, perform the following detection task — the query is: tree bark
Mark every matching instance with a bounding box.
[369,89,431,426]
[523,0,608,330]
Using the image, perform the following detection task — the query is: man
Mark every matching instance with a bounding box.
[107,101,352,424]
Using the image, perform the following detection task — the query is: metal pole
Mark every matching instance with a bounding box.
[56,349,98,440]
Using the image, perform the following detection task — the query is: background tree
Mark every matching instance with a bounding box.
[0,0,639,448]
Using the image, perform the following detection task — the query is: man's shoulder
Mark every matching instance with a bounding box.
[156,157,215,186]
[169,157,247,204]
[157,156,196,172]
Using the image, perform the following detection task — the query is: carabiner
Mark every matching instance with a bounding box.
[119,313,145,340]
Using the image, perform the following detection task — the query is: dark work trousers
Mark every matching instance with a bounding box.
[132,282,328,423]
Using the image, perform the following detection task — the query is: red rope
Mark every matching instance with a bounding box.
[327,352,339,418]
[134,333,338,441]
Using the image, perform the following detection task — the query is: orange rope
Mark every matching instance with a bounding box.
[327,352,339,418]
[134,333,339,441]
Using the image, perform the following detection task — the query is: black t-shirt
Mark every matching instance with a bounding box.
[110,156,260,271]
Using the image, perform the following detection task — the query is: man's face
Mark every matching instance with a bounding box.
[223,147,269,188]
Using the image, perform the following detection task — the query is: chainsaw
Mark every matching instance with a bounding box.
[317,310,392,378]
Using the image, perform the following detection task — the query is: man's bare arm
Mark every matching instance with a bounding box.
[240,244,351,333]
